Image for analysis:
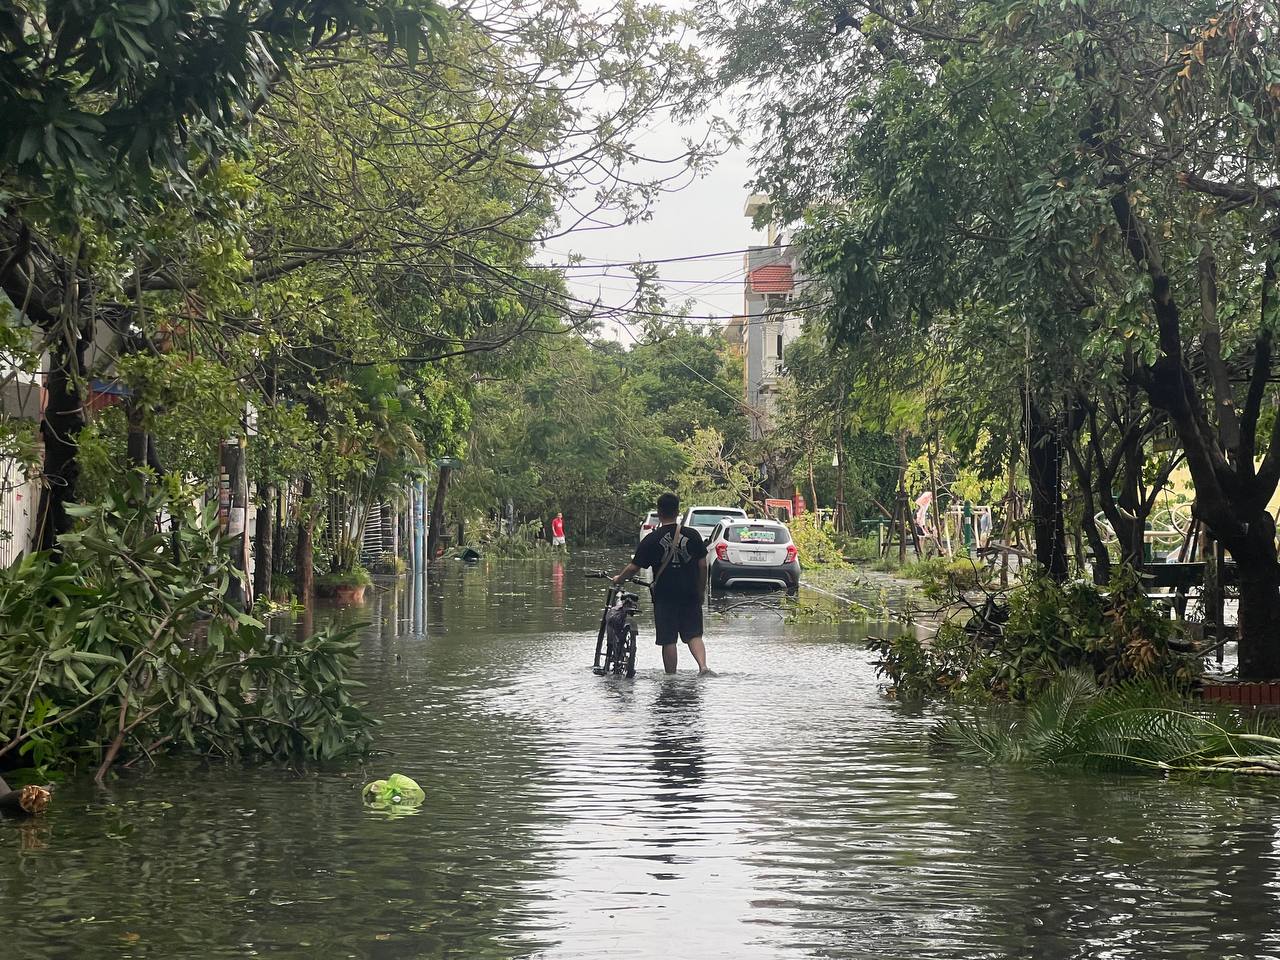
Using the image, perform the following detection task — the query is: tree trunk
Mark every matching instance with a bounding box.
[254,486,274,601]
[36,340,88,553]
[427,465,452,562]
[295,478,315,606]
[1237,568,1280,679]
[1028,401,1068,582]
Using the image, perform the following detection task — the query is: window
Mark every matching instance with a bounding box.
[725,524,790,545]
[776,334,784,361]
[689,509,747,528]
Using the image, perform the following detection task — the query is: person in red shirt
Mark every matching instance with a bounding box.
[551,512,566,548]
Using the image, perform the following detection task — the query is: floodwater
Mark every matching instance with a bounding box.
[4,552,1280,959]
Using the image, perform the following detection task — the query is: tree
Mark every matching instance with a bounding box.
[706,0,1280,674]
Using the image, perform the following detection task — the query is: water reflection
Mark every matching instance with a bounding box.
[647,678,705,800]
[6,557,1280,960]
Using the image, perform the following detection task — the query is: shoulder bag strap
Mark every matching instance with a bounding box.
[651,524,682,586]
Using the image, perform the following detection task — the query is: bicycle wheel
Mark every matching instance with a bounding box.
[623,624,638,678]
[601,632,617,675]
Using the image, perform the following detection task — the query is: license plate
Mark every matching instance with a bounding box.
[745,551,769,563]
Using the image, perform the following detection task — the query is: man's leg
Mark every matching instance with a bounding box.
[662,643,678,674]
[686,636,709,673]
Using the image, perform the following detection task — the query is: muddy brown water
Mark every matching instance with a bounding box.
[3,552,1279,958]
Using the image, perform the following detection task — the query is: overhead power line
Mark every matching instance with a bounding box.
[533,243,799,271]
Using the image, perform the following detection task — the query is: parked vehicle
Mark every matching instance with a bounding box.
[707,519,800,593]
[638,510,660,544]
[682,505,749,540]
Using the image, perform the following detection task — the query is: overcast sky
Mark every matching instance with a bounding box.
[538,122,768,337]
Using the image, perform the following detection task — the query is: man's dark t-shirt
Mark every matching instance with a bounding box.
[632,524,707,605]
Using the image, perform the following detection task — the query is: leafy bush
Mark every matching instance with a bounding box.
[484,519,557,558]
[933,670,1280,776]
[789,520,847,567]
[867,566,1197,703]
[0,476,374,781]
[317,564,374,589]
[835,534,880,562]
[994,566,1192,697]
[867,622,997,703]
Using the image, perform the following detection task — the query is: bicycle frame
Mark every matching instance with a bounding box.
[588,573,650,672]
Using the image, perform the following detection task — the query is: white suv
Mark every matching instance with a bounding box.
[707,518,800,593]
[682,505,749,540]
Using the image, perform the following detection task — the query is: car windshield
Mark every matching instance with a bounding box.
[726,525,789,545]
[690,509,744,527]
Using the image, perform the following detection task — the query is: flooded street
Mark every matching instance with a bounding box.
[6,553,1280,959]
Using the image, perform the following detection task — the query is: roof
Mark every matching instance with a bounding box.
[748,263,794,293]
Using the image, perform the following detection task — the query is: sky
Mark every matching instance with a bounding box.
[537,124,768,338]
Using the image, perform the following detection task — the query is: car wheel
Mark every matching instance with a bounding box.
[710,563,726,590]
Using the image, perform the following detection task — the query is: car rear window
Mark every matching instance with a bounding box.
[726,525,789,545]
[690,509,745,527]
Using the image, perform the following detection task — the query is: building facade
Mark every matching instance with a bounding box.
[742,195,804,439]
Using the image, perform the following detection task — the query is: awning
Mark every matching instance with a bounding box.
[748,263,794,293]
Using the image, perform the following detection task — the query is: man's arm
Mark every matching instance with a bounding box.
[698,556,708,601]
[612,561,641,585]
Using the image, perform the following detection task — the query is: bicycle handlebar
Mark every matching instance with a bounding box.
[585,571,651,592]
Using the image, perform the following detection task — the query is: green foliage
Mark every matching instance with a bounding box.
[867,623,997,704]
[370,553,407,576]
[316,565,374,590]
[868,566,1197,703]
[789,519,847,568]
[836,535,880,563]
[0,476,374,779]
[455,326,747,543]
[1,0,446,220]
[474,518,558,559]
[900,555,991,600]
[997,567,1194,697]
[933,671,1280,777]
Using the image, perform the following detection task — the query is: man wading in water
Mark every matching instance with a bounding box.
[613,492,711,675]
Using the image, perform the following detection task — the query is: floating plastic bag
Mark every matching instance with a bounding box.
[362,774,425,810]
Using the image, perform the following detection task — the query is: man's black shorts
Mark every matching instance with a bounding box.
[652,599,703,646]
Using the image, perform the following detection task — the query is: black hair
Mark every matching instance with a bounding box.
[656,492,680,520]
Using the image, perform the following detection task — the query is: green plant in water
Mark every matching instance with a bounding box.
[933,670,1280,777]
[317,565,374,589]
[0,474,375,782]
[868,565,1198,703]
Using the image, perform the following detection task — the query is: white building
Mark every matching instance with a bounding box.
[741,194,804,439]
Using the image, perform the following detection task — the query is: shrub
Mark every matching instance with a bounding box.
[789,519,847,567]
[0,476,374,782]
[933,670,1280,777]
[867,622,997,703]
[317,564,374,589]
[867,565,1197,703]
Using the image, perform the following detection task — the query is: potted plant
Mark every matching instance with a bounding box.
[316,564,373,603]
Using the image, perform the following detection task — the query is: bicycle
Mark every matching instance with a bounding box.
[586,572,648,678]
